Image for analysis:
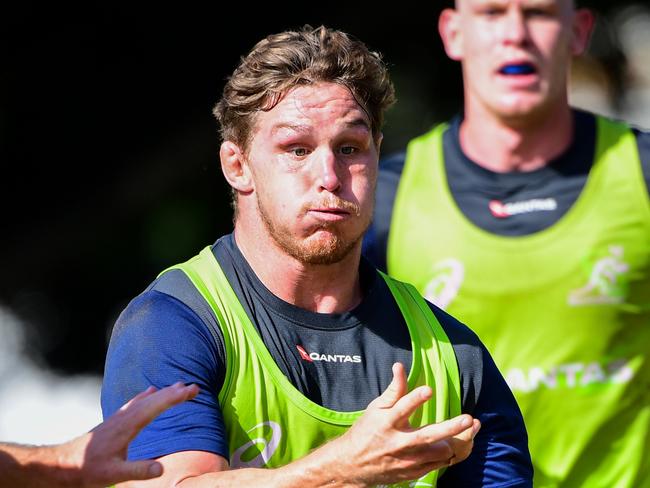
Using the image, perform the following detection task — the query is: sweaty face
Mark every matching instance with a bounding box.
[442,0,590,121]
[245,82,379,265]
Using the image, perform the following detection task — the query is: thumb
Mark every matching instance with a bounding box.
[371,362,408,409]
[112,460,164,483]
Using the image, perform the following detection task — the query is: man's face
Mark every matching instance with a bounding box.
[243,82,379,265]
[440,0,593,121]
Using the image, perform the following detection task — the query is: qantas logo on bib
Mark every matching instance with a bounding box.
[296,345,362,363]
[489,198,557,218]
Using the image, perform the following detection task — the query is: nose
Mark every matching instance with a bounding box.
[501,7,528,46]
[316,149,342,193]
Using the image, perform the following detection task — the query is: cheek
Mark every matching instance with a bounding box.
[462,25,493,58]
[350,166,377,203]
[535,26,570,60]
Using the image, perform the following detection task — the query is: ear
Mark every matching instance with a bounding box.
[570,8,595,56]
[439,8,463,61]
[220,141,254,194]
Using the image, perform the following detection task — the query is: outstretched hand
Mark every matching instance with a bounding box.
[61,382,199,487]
[330,362,480,486]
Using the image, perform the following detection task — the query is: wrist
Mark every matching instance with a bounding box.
[48,438,84,487]
[282,436,364,488]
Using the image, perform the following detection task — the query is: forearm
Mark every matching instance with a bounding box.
[177,442,357,488]
[0,442,80,488]
[158,367,478,488]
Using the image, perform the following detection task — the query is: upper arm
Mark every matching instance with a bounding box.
[118,451,229,488]
[101,289,230,462]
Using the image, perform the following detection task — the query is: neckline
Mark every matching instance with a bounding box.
[205,243,423,423]
[431,112,602,250]
[220,234,378,330]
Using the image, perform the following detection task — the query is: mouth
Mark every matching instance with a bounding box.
[308,207,351,221]
[498,62,537,76]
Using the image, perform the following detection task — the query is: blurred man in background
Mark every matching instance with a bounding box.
[364,0,650,486]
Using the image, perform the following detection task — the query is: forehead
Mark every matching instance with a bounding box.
[257,82,371,134]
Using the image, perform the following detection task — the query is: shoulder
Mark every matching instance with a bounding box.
[109,269,221,352]
[101,272,229,460]
[102,270,226,417]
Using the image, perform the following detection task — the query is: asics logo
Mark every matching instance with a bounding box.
[230,421,282,468]
[424,258,464,310]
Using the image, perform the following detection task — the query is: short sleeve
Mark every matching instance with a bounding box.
[100,290,229,460]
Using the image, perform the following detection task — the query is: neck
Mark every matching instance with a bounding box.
[460,102,574,173]
[233,224,363,314]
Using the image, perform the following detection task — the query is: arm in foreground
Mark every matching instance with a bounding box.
[0,382,199,488]
[121,363,480,488]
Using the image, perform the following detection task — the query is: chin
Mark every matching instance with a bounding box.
[296,233,360,265]
[493,98,551,124]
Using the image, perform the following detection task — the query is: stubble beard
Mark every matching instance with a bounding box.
[257,194,370,266]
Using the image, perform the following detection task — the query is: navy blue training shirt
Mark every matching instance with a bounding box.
[102,234,533,487]
[364,109,650,271]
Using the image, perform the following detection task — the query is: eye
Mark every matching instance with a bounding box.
[525,8,551,17]
[340,146,357,155]
[292,147,309,157]
[481,7,504,17]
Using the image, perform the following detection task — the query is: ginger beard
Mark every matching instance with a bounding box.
[256,191,370,265]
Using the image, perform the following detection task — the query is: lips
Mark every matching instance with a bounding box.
[307,207,352,224]
[312,207,349,214]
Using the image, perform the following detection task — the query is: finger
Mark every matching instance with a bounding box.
[453,419,481,443]
[124,383,199,433]
[119,386,157,412]
[110,460,164,483]
[405,458,455,480]
[413,440,468,472]
[446,419,481,464]
[388,385,432,426]
[409,437,454,460]
[413,414,475,444]
[110,383,200,440]
[370,362,409,409]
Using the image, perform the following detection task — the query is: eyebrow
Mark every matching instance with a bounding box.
[270,118,371,136]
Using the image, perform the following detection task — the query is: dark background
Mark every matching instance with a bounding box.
[0,1,636,376]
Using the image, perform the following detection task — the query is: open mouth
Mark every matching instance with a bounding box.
[499,63,537,75]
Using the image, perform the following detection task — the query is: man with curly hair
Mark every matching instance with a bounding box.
[101,26,532,487]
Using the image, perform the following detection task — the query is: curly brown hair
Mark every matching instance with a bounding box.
[213,25,396,152]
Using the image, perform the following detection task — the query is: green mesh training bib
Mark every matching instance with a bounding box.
[162,247,462,487]
[388,117,650,487]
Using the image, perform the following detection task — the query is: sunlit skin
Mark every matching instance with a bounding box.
[439,0,594,171]
[220,82,381,313]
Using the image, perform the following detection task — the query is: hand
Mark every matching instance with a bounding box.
[331,363,480,487]
[59,382,199,487]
